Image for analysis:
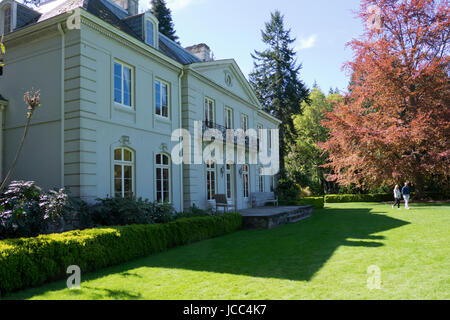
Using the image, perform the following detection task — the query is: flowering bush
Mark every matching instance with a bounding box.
[0,181,70,239]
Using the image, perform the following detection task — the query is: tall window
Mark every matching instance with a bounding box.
[241,114,248,132]
[225,107,233,129]
[206,160,216,201]
[145,20,154,47]
[3,5,11,34]
[114,61,133,107]
[257,124,263,152]
[270,175,275,192]
[156,154,171,203]
[114,148,134,198]
[205,98,215,128]
[242,164,249,198]
[155,79,169,118]
[258,167,264,192]
[268,129,272,151]
[226,164,233,200]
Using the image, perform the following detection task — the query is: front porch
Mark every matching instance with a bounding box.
[239,205,314,229]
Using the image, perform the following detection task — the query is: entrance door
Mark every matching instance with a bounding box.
[225,164,235,207]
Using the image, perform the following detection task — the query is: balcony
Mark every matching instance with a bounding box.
[202,121,258,150]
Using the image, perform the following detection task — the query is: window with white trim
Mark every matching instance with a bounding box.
[114,61,133,107]
[270,175,275,192]
[257,124,263,152]
[145,20,155,47]
[114,147,135,198]
[156,153,171,203]
[258,167,264,192]
[268,129,272,151]
[205,97,215,128]
[155,79,169,118]
[225,107,233,129]
[242,164,249,198]
[206,160,216,201]
[3,5,11,35]
[241,114,248,132]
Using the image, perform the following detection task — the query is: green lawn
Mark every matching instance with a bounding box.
[3,202,449,300]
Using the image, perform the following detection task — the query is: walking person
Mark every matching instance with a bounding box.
[401,182,411,210]
[392,185,401,209]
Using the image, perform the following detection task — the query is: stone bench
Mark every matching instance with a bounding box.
[251,192,278,208]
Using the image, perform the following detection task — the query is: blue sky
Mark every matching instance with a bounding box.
[141,0,365,93]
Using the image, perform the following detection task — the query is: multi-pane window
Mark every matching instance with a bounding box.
[206,160,216,201]
[226,164,232,200]
[241,114,248,132]
[3,5,11,34]
[156,154,171,203]
[114,61,133,107]
[242,164,249,198]
[114,148,134,198]
[258,167,264,192]
[257,124,263,152]
[225,107,233,129]
[145,20,154,47]
[155,80,169,118]
[205,98,215,128]
[268,129,272,151]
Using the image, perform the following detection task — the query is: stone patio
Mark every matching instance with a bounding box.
[239,205,314,229]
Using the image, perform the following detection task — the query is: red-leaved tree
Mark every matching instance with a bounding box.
[320,0,450,196]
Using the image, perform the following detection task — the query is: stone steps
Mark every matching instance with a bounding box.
[241,205,314,229]
[287,211,312,223]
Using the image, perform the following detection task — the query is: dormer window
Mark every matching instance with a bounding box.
[2,5,11,34]
[145,20,154,47]
[143,12,159,49]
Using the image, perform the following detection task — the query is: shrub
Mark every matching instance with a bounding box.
[0,212,242,296]
[325,193,394,203]
[174,204,215,220]
[89,197,176,226]
[0,181,70,239]
[279,197,324,209]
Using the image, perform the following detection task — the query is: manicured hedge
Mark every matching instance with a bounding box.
[0,212,242,296]
[324,192,449,203]
[325,193,393,203]
[279,197,324,209]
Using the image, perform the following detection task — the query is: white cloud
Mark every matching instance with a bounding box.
[296,34,318,50]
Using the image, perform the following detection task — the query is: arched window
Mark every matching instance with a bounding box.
[114,147,134,198]
[3,5,11,34]
[206,160,216,201]
[156,153,171,203]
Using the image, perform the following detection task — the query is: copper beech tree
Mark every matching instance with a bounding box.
[320,0,450,196]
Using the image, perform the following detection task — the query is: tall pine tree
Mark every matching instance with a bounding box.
[249,11,309,170]
[151,0,179,43]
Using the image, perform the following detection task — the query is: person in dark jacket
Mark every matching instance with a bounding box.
[401,182,411,210]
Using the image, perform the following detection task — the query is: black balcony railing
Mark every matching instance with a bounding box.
[202,121,258,149]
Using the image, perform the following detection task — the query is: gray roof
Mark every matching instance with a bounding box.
[16,0,201,65]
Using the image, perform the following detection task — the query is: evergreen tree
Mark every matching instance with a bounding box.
[151,0,179,43]
[249,11,309,170]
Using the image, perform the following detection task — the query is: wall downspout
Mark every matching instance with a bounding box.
[57,23,65,189]
[178,68,184,211]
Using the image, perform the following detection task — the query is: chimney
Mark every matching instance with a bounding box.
[185,43,213,62]
[112,0,139,16]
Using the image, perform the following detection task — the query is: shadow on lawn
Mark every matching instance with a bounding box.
[9,207,409,299]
